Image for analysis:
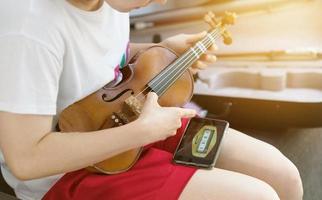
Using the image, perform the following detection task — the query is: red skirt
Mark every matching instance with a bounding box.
[43,119,197,200]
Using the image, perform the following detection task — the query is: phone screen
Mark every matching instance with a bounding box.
[173,117,229,168]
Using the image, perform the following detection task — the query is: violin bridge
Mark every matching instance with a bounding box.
[124,95,143,116]
[109,96,142,127]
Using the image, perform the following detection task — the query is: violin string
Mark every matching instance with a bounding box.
[153,32,221,96]
[134,47,196,99]
[147,30,220,97]
[134,29,221,101]
[140,31,219,100]
[136,30,220,101]
[134,28,220,99]
[149,29,220,87]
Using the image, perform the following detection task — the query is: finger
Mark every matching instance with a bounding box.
[189,67,199,75]
[199,54,217,63]
[191,61,208,70]
[171,118,182,129]
[145,92,159,106]
[209,44,218,52]
[177,119,182,128]
[175,108,197,118]
[186,31,207,44]
[170,131,177,137]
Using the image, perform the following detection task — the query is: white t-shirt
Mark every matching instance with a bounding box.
[0,0,129,199]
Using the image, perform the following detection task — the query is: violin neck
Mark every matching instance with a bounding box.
[147,28,221,96]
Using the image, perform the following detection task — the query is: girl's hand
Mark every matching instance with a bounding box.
[137,92,196,144]
[161,32,217,74]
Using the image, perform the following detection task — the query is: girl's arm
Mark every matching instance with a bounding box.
[0,93,195,180]
[0,112,149,180]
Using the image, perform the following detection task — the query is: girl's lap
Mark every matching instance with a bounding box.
[43,127,302,200]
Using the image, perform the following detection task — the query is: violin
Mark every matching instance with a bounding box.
[58,12,237,174]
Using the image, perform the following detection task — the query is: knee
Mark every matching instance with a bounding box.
[282,159,303,199]
[241,179,280,200]
[252,180,280,200]
[269,146,303,200]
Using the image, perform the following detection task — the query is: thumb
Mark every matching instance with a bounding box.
[186,31,207,44]
[145,92,159,107]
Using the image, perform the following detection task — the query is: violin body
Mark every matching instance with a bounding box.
[58,46,194,174]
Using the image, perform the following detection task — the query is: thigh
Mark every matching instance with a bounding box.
[216,128,302,199]
[179,168,279,200]
[216,128,285,175]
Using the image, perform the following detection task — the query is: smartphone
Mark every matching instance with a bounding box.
[173,117,229,169]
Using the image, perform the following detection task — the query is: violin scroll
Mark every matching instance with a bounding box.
[222,11,237,26]
[204,11,237,45]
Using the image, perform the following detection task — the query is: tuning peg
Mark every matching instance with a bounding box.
[208,11,215,20]
[222,30,232,45]
[222,11,237,26]
[204,11,217,28]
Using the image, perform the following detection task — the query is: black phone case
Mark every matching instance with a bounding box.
[173,117,229,169]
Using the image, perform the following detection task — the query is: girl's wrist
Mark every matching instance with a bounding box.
[131,118,153,146]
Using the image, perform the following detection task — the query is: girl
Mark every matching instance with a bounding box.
[0,0,303,199]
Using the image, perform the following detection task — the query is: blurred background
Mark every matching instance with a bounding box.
[131,0,322,199]
[0,1,320,199]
